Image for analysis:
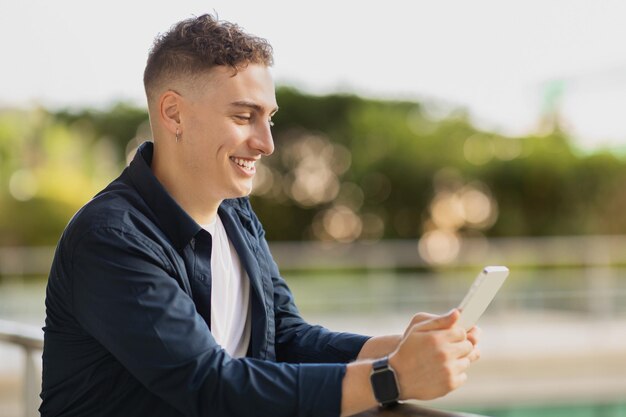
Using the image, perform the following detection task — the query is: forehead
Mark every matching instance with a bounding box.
[191,64,277,112]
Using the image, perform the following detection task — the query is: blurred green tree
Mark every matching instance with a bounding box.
[0,87,625,247]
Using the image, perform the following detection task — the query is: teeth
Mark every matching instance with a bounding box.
[231,157,255,170]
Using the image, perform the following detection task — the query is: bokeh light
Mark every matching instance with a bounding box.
[9,169,38,202]
[464,133,495,166]
[281,134,345,207]
[418,229,461,265]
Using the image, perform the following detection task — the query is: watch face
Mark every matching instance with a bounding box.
[371,369,399,403]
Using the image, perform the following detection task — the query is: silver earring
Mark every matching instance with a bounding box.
[175,128,180,143]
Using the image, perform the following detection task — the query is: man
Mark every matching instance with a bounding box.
[40,14,479,417]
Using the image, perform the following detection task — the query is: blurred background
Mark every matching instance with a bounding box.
[1,1,626,416]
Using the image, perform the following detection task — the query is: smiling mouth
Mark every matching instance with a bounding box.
[230,157,256,172]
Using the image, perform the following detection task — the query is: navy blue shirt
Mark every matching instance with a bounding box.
[40,142,370,417]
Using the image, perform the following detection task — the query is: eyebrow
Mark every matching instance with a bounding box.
[230,100,279,115]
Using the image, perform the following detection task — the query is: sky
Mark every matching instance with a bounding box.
[2,0,626,152]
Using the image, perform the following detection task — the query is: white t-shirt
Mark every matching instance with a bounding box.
[202,216,251,358]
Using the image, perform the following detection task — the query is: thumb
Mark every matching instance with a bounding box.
[412,309,460,332]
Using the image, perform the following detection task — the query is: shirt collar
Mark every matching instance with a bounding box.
[128,141,202,251]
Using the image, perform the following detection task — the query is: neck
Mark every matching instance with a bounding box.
[151,143,221,225]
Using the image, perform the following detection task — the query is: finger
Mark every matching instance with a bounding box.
[453,357,472,373]
[452,371,468,389]
[412,309,460,332]
[430,326,466,344]
[405,312,441,337]
[408,312,440,327]
[450,340,474,358]
[447,326,468,342]
[443,364,469,393]
[467,326,482,346]
[467,346,481,362]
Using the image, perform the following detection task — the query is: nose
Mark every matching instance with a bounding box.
[252,121,275,156]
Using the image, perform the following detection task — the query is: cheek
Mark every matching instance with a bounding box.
[187,121,247,162]
[180,140,215,169]
[223,123,250,144]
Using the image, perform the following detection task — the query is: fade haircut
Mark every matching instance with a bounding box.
[143,14,274,102]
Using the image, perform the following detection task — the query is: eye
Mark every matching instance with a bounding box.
[234,115,251,124]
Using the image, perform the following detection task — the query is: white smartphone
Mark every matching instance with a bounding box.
[457,266,509,330]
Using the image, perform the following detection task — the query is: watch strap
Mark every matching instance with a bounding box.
[372,356,390,371]
[370,356,399,408]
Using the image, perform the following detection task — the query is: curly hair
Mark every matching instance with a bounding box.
[143,14,274,101]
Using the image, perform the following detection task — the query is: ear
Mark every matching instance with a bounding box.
[158,90,183,136]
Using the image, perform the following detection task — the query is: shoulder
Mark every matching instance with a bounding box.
[61,176,158,252]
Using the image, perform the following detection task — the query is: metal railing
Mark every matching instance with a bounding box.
[269,235,626,270]
[3,235,626,277]
[5,235,624,417]
[0,319,43,417]
[0,319,485,417]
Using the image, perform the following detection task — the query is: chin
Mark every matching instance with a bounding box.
[227,184,253,199]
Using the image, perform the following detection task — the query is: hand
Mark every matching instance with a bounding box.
[466,326,482,362]
[404,312,482,362]
[402,311,441,339]
[389,309,474,401]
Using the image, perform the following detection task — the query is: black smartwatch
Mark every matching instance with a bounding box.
[369,356,400,408]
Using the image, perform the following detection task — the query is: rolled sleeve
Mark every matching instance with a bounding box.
[298,363,347,417]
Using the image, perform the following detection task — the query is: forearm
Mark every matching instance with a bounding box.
[356,335,401,360]
[340,360,378,417]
